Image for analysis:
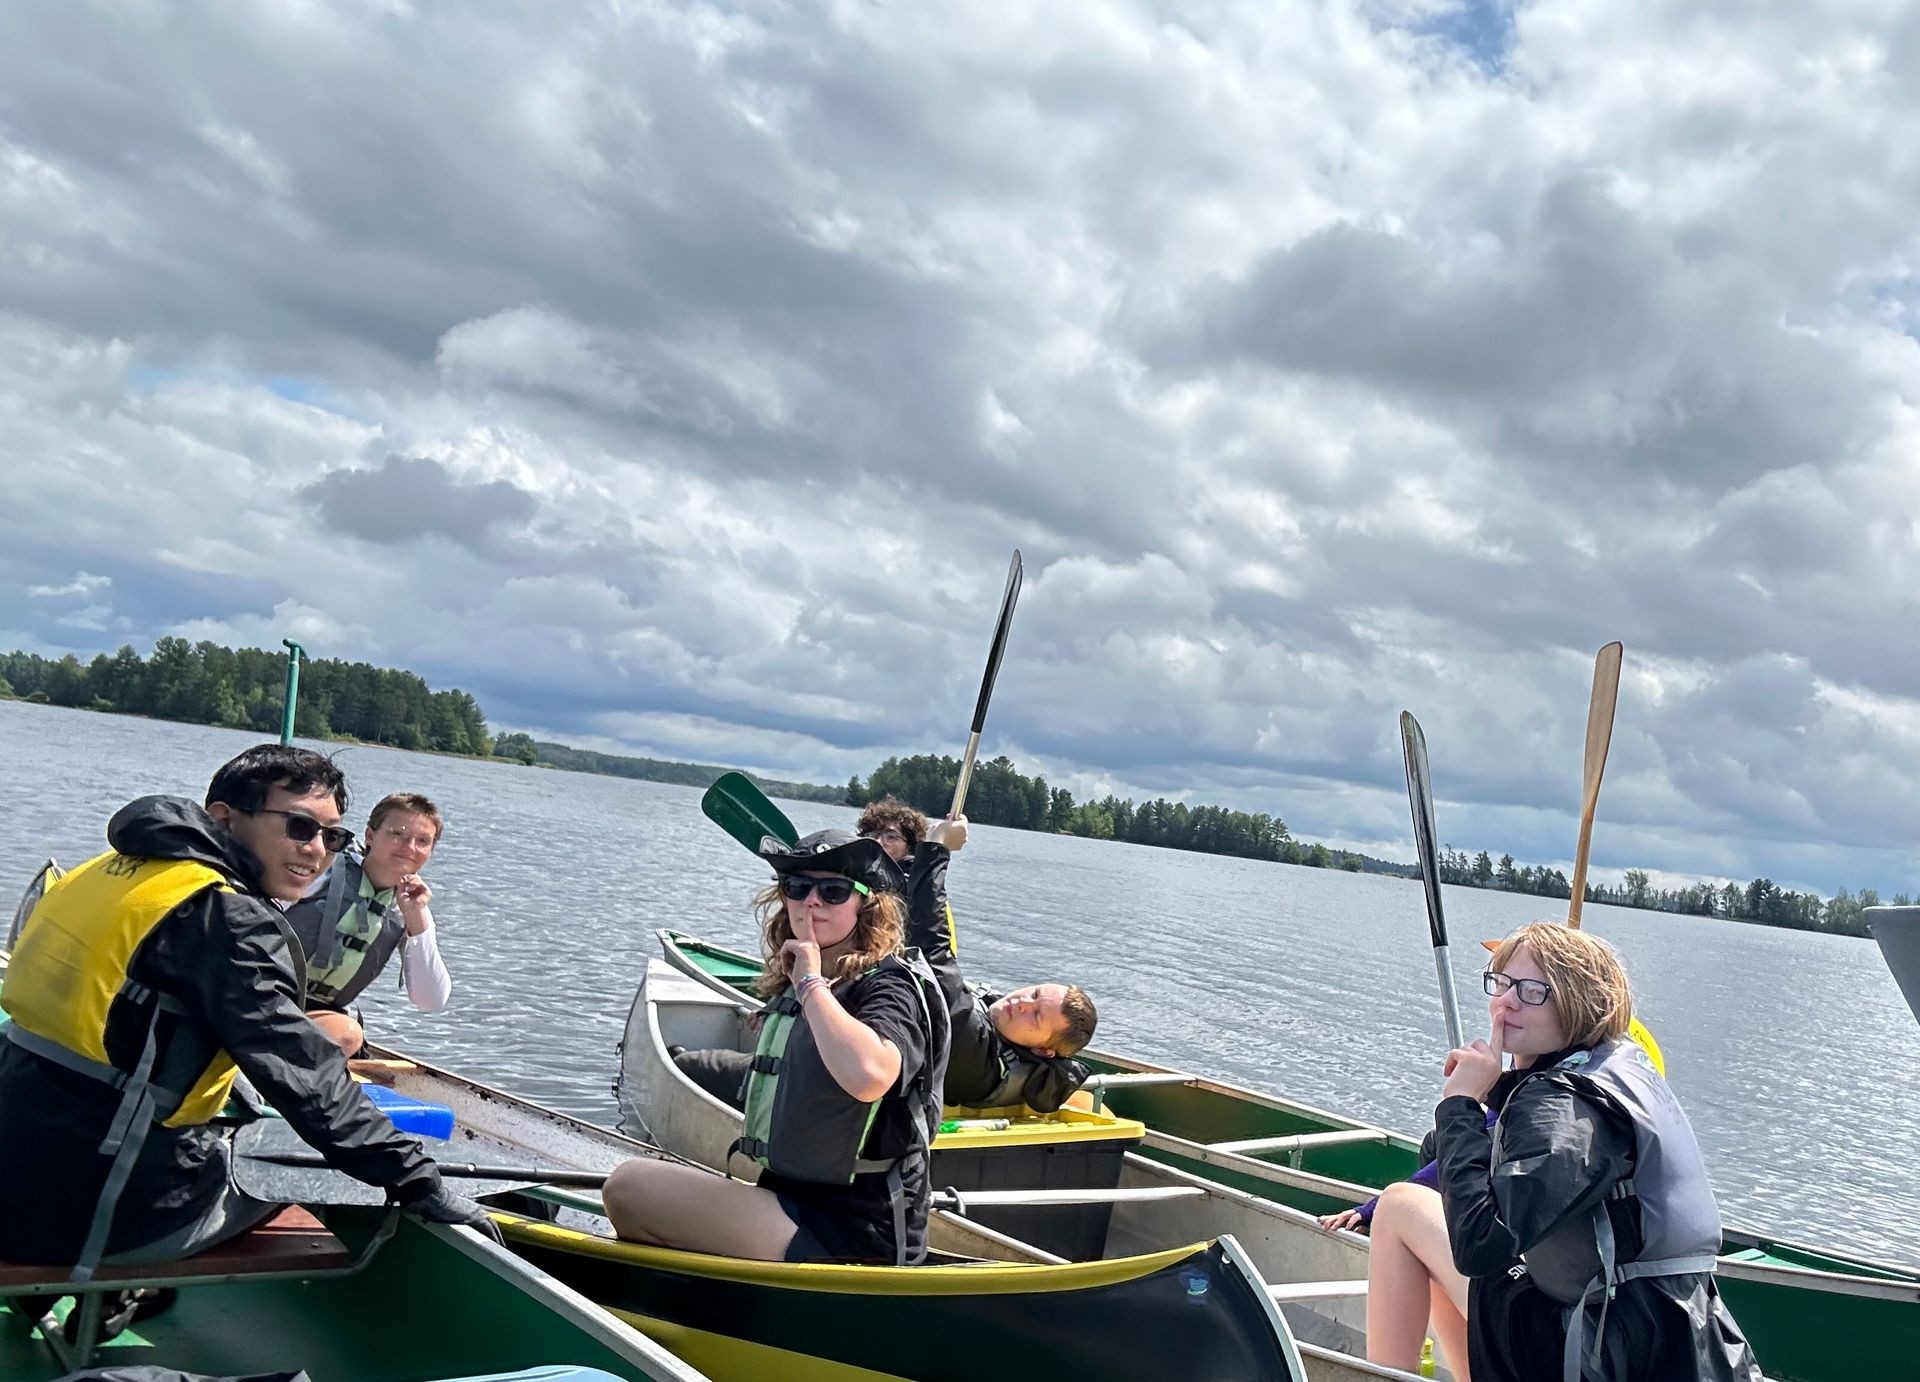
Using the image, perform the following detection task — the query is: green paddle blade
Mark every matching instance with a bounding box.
[702,771,798,853]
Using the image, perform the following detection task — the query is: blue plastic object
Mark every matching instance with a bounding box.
[360,1080,455,1139]
[430,1370,628,1382]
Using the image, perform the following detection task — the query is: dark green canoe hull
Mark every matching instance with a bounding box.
[0,1212,703,1382]
[509,1223,1305,1382]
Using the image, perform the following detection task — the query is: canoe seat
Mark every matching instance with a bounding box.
[0,1205,395,1371]
[0,1206,352,1293]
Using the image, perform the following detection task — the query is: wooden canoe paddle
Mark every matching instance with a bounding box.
[1567,641,1623,929]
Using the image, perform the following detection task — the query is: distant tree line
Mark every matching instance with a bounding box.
[1428,847,1894,940]
[7,644,1899,939]
[847,753,1370,870]
[499,735,842,803]
[1,641,491,756]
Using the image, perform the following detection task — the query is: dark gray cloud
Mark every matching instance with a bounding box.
[303,455,537,548]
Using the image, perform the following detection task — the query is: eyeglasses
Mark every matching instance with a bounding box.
[374,825,438,851]
[251,808,355,854]
[1483,971,1553,1007]
[779,875,870,905]
[869,827,906,844]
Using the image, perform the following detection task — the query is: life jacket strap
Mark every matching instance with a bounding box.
[1562,1195,1717,1382]
[749,1053,781,1075]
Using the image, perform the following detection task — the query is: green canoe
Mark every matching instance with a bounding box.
[656,927,1920,1382]
[0,1207,711,1382]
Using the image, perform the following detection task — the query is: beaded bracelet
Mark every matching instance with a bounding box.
[795,973,831,1004]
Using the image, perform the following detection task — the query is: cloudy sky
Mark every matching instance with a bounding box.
[6,0,1920,897]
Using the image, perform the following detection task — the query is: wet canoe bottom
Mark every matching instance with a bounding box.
[0,1216,649,1382]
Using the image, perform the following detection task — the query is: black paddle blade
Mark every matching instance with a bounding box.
[702,771,798,853]
[1400,711,1450,951]
[970,550,1024,734]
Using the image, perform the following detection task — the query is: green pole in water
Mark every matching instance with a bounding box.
[279,639,304,745]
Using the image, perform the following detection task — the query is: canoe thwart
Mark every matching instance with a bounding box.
[934,1185,1207,1212]
[1208,1129,1391,1156]
[1266,1279,1371,1303]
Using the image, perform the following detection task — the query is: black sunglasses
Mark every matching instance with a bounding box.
[251,808,355,855]
[1483,970,1553,1007]
[779,875,870,906]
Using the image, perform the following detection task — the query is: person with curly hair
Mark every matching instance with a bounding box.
[857,796,1097,1111]
[607,830,949,1264]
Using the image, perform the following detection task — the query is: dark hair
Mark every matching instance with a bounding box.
[369,792,443,842]
[1056,985,1098,1056]
[206,745,349,815]
[857,796,927,851]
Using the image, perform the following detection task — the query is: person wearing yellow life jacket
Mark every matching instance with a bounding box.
[0,745,496,1281]
[604,829,950,1265]
[1427,923,1762,1382]
[857,797,1097,1112]
[284,792,454,1056]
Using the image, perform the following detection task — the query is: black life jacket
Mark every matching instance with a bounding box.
[282,853,406,1009]
[947,984,1089,1113]
[732,950,950,1264]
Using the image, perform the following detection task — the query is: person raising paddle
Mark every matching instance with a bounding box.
[856,796,1098,1112]
[1426,922,1761,1382]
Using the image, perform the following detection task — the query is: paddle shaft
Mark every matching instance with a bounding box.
[950,550,1023,817]
[1400,711,1466,1050]
[250,1150,611,1187]
[250,1150,1193,1213]
[1567,642,1624,929]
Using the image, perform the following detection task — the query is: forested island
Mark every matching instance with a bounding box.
[1,640,1892,937]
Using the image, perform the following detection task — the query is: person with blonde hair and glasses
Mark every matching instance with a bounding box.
[604,829,949,1265]
[1408,922,1761,1382]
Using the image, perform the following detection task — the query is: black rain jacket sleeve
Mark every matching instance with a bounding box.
[131,888,442,1203]
[902,843,964,1007]
[1432,1077,1635,1277]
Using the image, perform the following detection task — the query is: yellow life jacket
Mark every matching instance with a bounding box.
[3,850,240,1128]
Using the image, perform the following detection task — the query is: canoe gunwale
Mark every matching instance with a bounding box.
[422,1217,715,1381]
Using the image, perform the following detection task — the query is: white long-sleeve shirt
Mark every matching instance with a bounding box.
[398,910,454,1012]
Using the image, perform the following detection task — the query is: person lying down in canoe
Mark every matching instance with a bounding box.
[857,796,1098,1112]
[605,830,950,1264]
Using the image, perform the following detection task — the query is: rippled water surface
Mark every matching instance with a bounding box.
[3,700,1915,1264]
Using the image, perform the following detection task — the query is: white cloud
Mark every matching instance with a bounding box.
[5,0,1920,895]
[28,572,110,598]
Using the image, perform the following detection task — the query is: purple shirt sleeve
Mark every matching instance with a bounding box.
[1355,1107,1496,1225]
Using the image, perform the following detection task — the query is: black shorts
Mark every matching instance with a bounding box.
[771,1187,888,1264]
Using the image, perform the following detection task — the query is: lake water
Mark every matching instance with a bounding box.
[2,700,1915,1265]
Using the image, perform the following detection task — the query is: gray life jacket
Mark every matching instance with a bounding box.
[954,984,1090,1113]
[282,853,406,1009]
[732,949,951,1265]
[1498,1037,1724,1382]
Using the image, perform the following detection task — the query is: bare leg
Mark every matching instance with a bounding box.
[1366,1181,1471,1377]
[602,1159,801,1261]
[1429,1278,1471,1382]
[307,1009,364,1057]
